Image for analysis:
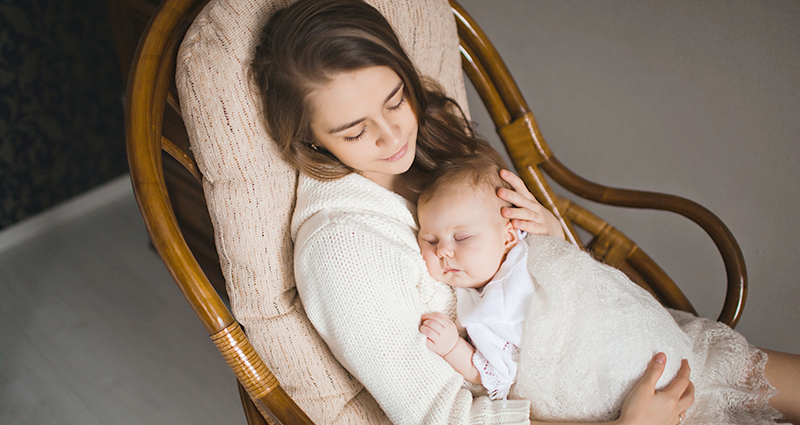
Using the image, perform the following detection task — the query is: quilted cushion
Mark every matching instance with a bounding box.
[176,0,469,422]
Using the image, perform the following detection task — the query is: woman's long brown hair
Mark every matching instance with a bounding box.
[251,0,504,182]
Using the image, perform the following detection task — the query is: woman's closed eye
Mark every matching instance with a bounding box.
[387,92,406,111]
[343,128,367,143]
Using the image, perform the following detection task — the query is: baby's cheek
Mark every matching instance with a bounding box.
[421,252,442,278]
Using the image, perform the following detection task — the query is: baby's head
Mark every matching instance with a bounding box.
[417,155,519,289]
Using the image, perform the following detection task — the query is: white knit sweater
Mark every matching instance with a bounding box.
[291,173,531,425]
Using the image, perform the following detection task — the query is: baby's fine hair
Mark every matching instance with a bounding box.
[418,154,513,207]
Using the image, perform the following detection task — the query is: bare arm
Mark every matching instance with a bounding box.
[420,312,481,385]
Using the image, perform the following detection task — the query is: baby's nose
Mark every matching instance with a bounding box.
[436,244,453,258]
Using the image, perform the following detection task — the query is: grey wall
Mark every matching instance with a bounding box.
[457,0,800,353]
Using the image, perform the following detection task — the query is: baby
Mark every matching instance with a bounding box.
[416,155,693,422]
[416,155,530,399]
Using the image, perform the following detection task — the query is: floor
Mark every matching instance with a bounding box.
[0,186,246,424]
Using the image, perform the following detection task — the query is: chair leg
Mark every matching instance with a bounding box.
[237,379,272,425]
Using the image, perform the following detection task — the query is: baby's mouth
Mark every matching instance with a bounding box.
[443,266,460,274]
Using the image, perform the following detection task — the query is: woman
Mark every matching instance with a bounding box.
[250,0,798,423]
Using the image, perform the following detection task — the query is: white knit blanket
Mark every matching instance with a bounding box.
[512,235,694,422]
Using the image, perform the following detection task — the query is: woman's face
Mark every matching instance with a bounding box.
[308,66,418,190]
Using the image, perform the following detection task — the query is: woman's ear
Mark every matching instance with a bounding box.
[503,220,518,253]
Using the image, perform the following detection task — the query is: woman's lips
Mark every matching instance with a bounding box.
[383,142,408,162]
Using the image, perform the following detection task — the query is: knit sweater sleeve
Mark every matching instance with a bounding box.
[294,212,530,425]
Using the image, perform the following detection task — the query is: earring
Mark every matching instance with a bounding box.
[310,144,319,151]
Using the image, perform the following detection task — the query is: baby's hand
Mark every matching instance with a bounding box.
[420,313,459,357]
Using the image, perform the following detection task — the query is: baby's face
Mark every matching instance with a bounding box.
[417,185,517,288]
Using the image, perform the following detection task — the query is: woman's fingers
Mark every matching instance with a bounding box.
[499,169,534,200]
[641,352,668,387]
[618,354,695,425]
[665,360,695,410]
[662,359,690,396]
[497,170,566,239]
[497,189,547,230]
[679,382,695,412]
[497,186,538,212]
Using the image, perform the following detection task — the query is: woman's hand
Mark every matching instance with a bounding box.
[616,353,695,425]
[497,169,565,240]
[420,313,459,356]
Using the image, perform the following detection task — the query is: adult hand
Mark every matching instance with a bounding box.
[497,169,565,240]
[420,313,459,356]
[617,353,694,425]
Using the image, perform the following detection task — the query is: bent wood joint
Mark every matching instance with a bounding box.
[211,322,279,399]
[498,111,553,168]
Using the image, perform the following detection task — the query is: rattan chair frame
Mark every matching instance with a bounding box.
[125,1,747,423]
[451,2,746,326]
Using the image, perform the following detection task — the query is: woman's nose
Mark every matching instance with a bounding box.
[375,116,401,147]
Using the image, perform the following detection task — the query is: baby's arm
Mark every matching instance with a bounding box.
[420,312,481,385]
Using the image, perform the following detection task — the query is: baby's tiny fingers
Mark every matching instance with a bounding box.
[425,338,437,352]
[419,324,439,339]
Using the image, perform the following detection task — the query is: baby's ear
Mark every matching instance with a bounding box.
[503,220,518,252]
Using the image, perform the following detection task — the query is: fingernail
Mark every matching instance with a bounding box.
[654,353,665,364]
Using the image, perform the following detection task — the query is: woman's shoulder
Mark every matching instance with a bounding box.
[291,173,416,241]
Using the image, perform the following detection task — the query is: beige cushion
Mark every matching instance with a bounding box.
[176,0,469,422]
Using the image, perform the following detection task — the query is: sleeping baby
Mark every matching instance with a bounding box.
[416,154,694,422]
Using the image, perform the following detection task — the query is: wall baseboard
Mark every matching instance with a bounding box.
[0,174,133,253]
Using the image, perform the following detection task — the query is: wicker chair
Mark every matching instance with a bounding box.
[125,0,746,423]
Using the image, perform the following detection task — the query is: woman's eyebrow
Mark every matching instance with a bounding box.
[328,81,404,134]
[328,118,365,134]
[384,81,404,104]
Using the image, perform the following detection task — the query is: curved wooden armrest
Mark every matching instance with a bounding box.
[451,0,746,327]
[125,0,314,422]
[542,157,747,326]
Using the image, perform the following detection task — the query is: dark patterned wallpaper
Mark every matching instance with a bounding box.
[0,0,127,230]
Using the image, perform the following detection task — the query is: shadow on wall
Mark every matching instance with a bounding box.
[0,0,127,230]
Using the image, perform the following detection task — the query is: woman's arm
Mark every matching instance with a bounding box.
[295,217,530,425]
[498,169,566,240]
